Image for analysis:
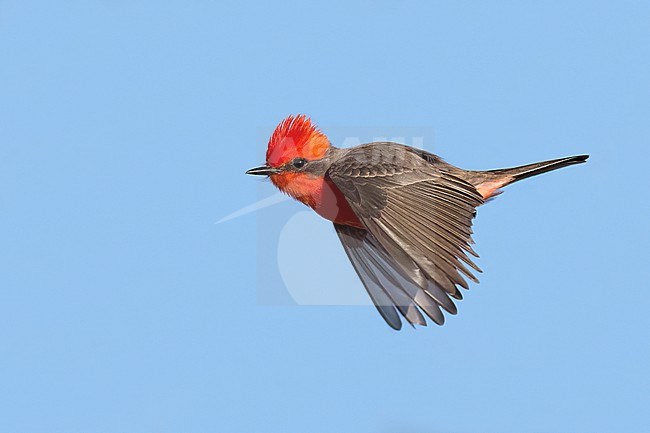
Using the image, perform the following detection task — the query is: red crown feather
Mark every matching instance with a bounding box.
[266,115,330,167]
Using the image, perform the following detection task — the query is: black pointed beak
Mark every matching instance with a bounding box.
[245,165,280,176]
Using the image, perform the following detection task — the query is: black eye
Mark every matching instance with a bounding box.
[291,158,307,169]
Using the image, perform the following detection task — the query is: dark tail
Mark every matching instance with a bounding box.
[464,154,589,199]
[488,154,589,183]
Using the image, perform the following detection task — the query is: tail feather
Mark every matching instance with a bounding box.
[468,154,589,200]
[488,154,589,183]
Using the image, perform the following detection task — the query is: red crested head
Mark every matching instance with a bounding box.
[246,114,362,228]
[266,115,330,167]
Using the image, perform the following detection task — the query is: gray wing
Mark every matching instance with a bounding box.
[335,224,455,330]
[329,144,484,328]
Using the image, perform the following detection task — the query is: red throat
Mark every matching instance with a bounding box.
[271,172,363,228]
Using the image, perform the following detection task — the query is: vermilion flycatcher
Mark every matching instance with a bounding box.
[247,115,588,329]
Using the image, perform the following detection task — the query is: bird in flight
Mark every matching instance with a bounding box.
[247,115,588,330]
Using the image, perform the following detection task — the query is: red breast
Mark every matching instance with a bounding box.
[270,170,363,228]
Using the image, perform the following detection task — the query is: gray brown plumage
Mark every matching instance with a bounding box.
[247,115,588,329]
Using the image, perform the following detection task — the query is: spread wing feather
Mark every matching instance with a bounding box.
[329,144,484,328]
[335,224,448,329]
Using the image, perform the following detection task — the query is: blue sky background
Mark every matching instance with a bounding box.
[1,1,649,432]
